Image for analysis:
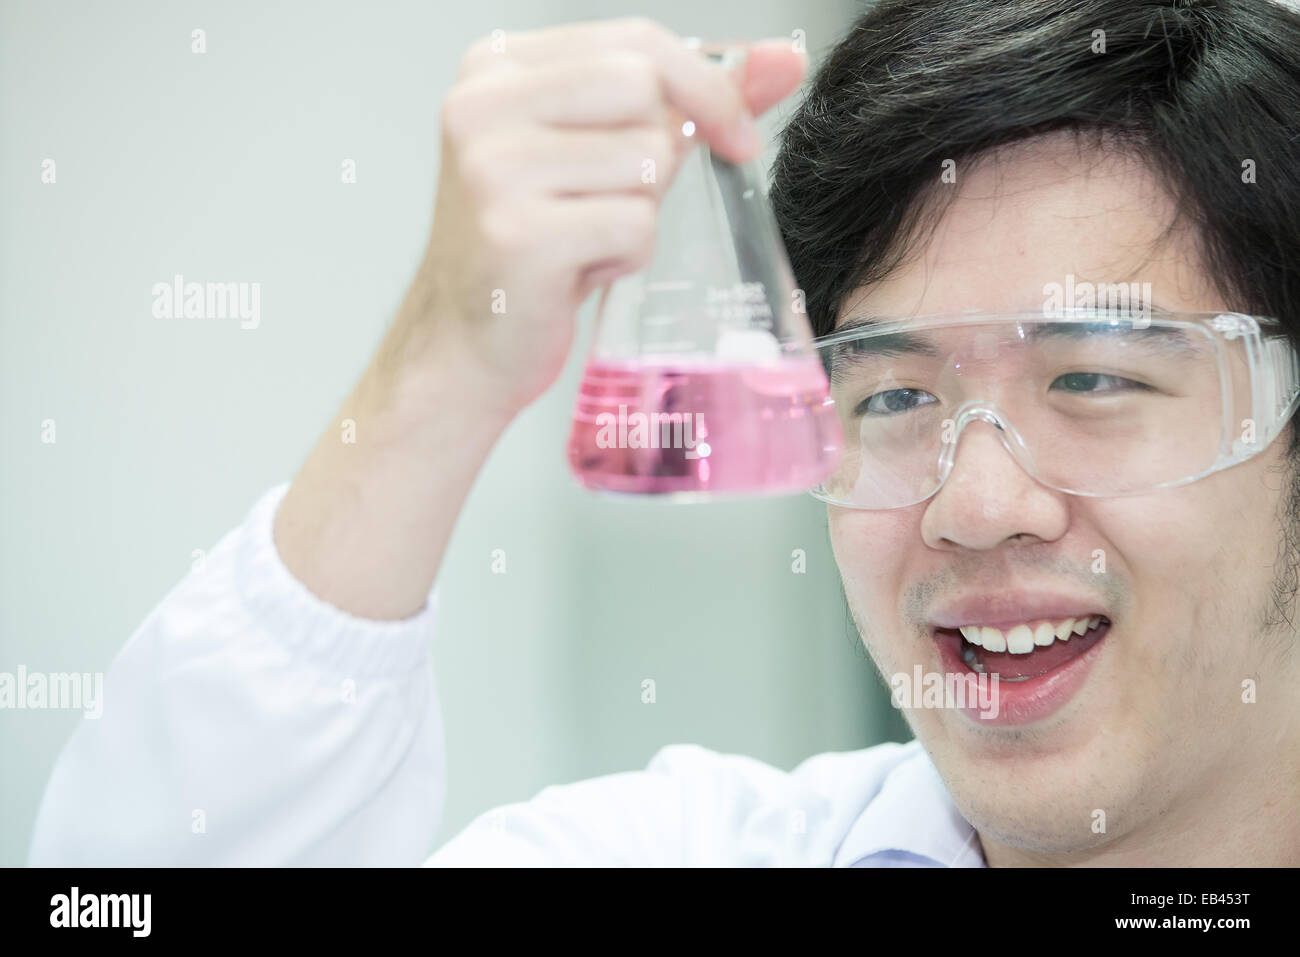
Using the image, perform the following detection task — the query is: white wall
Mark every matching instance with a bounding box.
[0,0,905,865]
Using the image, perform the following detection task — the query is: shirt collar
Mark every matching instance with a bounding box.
[834,741,987,867]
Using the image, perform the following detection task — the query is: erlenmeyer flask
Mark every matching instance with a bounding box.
[567,45,841,500]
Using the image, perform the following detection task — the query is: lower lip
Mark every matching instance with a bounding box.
[931,623,1111,726]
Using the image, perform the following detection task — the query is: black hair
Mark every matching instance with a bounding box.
[771,0,1300,624]
[772,0,1300,372]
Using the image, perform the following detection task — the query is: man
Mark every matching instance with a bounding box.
[28,0,1300,866]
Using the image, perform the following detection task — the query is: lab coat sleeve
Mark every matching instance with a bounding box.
[27,483,445,866]
[426,742,850,867]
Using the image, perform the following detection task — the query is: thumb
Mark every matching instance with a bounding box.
[737,39,808,116]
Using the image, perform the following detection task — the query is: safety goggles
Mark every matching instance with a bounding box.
[808,308,1300,510]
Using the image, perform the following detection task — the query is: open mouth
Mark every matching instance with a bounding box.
[934,616,1111,682]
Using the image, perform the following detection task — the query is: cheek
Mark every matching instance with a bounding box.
[1097,471,1276,598]
[1092,477,1283,692]
[828,509,920,628]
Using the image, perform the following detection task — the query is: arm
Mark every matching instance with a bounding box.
[29,21,803,866]
[28,483,445,865]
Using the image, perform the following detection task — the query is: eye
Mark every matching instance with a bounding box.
[1050,372,1150,394]
[856,388,938,416]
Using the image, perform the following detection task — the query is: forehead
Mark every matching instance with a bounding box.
[833,132,1226,328]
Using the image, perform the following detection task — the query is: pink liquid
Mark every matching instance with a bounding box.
[568,357,842,497]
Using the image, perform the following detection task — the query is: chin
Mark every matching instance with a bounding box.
[918,717,1138,857]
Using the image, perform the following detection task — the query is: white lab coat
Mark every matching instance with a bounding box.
[27,484,979,867]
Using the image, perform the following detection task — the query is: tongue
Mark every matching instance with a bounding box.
[973,626,1106,680]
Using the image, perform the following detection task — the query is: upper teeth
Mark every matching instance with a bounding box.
[958,617,1102,654]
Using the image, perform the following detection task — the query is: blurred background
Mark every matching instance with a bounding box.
[0,0,907,865]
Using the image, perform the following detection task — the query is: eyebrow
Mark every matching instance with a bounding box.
[1023,319,1202,355]
[827,316,941,357]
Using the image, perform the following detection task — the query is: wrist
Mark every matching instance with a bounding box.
[365,289,522,445]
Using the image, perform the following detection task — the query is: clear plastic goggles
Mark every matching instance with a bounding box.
[809,309,1300,510]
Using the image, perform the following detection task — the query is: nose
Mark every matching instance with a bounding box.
[919,419,1070,551]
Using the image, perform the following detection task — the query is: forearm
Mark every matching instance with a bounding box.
[274,274,517,621]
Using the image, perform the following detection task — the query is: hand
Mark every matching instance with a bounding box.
[274,21,805,620]
[405,18,808,417]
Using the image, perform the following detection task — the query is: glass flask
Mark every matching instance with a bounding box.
[566,45,842,501]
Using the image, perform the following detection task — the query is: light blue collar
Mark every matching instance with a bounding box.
[835,740,987,867]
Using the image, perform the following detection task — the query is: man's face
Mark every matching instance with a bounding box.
[828,133,1299,862]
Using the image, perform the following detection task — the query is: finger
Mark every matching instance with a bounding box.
[545,193,658,272]
[460,125,678,199]
[445,53,666,132]
[463,18,759,161]
[738,39,808,115]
